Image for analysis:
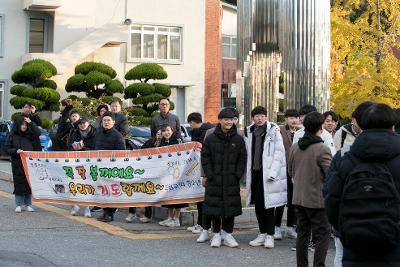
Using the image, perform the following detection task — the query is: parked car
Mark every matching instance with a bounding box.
[0,120,52,157]
[127,126,152,149]
[181,124,192,143]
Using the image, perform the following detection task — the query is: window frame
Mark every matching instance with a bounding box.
[222,35,237,59]
[0,14,4,58]
[128,24,183,64]
[27,14,49,53]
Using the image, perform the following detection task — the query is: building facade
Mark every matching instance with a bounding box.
[0,0,223,123]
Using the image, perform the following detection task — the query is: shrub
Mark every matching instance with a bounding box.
[125,63,167,82]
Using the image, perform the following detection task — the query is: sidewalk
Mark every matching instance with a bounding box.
[0,159,264,226]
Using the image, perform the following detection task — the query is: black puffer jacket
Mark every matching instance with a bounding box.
[114,112,129,137]
[201,124,247,218]
[6,118,42,195]
[95,127,126,150]
[67,125,96,151]
[54,107,73,150]
[191,123,214,144]
[324,129,400,267]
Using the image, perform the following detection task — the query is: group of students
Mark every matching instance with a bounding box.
[7,97,400,267]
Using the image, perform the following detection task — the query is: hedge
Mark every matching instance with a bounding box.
[75,62,117,78]
[10,96,45,110]
[125,63,168,82]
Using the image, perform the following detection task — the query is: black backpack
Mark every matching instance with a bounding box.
[339,154,400,253]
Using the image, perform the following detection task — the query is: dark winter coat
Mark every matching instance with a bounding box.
[323,129,400,267]
[201,124,247,218]
[114,112,129,137]
[190,123,214,144]
[29,113,42,127]
[67,125,96,151]
[94,127,126,150]
[6,118,42,195]
[54,107,73,150]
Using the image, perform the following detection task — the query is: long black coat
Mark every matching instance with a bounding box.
[114,112,129,137]
[201,124,247,218]
[67,125,96,151]
[324,129,400,267]
[6,119,42,195]
[95,127,126,150]
[54,107,73,150]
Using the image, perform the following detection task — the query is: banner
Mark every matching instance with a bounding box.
[21,143,204,207]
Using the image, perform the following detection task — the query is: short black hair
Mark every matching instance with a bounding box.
[299,104,317,116]
[304,111,325,134]
[323,111,339,122]
[359,103,397,130]
[351,101,375,123]
[218,108,235,119]
[159,98,170,104]
[102,111,115,121]
[160,124,173,132]
[69,109,80,117]
[187,112,202,123]
[225,107,239,118]
[395,108,400,133]
[251,106,267,117]
[22,101,33,108]
[284,109,299,118]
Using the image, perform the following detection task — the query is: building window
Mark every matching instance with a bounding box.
[222,35,237,59]
[0,81,4,118]
[221,83,237,108]
[0,15,4,57]
[129,25,182,62]
[29,17,48,53]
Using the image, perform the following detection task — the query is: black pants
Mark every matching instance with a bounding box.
[295,206,330,267]
[196,202,203,226]
[203,216,234,233]
[274,176,296,227]
[129,207,152,218]
[252,170,275,235]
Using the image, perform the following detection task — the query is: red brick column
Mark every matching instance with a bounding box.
[204,0,222,123]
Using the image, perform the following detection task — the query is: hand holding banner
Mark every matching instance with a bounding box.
[21,142,204,207]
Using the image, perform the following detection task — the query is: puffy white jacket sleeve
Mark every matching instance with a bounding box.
[268,127,286,179]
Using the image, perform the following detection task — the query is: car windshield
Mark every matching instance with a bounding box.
[129,127,151,137]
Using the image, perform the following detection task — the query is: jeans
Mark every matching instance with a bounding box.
[334,237,343,267]
[15,194,32,207]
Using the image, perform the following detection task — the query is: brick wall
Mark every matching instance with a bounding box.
[204,0,222,123]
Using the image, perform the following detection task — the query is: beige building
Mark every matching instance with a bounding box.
[0,0,225,122]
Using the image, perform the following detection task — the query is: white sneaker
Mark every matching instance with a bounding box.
[196,230,210,243]
[139,217,151,223]
[249,233,266,247]
[70,205,79,216]
[220,229,228,240]
[187,224,203,234]
[264,235,275,248]
[274,226,282,240]
[159,218,172,226]
[15,206,22,213]
[165,218,180,227]
[211,233,222,248]
[26,206,35,212]
[125,213,137,223]
[286,227,297,239]
[83,207,91,218]
[223,233,239,248]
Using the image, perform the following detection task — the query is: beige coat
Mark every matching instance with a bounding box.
[288,142,332,208]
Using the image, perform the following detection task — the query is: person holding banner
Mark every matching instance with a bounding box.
[6,116,42,213]
[68,116,96,217]
[157,124,187,228]
[95,111,126,222]
[201,108,247,248]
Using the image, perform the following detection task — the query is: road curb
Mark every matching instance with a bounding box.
[0,170,12,183]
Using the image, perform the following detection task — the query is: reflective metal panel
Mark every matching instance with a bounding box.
[237,0,330,124]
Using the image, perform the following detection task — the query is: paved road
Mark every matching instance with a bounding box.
[0,178,335,267]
